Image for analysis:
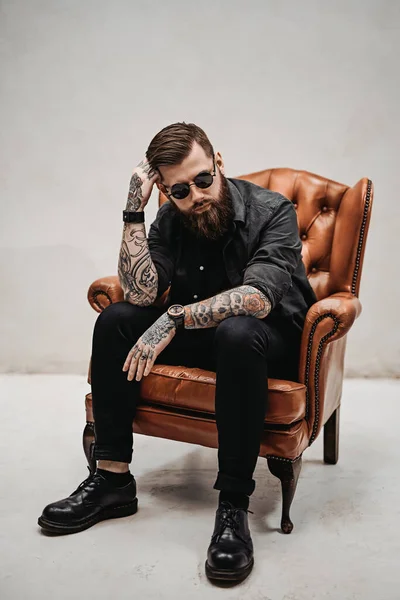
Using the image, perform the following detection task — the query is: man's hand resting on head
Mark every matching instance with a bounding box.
[126,157,159,212]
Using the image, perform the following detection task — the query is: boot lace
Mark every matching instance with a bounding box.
[71,466,103,495]
[211,503,254,544]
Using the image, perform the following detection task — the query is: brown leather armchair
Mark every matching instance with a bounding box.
[83,168,373,533]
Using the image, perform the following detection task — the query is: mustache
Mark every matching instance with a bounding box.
[192,199,213,211]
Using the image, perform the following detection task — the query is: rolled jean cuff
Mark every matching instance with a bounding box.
[213,472,256,496]
[93,444,133,464]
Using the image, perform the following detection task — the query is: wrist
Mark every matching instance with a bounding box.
[123,210,145,223]
[167,304,185,330]
[166,314,177,330]
[159,312,177,333]
[124,205,145,212]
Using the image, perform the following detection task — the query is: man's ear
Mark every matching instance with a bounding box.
[215,151,225,175]
[156,181,165,192]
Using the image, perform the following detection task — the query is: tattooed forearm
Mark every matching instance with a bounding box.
[118,223,158,306]
[119,161,159,305]
[184,285,272,329]
[126,173,144,211]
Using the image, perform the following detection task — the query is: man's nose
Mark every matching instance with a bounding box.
[190,184,205,202]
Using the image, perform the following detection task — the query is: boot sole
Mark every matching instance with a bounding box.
[38,497,138,535]
[205,556,254,582]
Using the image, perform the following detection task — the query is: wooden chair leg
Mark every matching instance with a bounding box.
[83,422,96,474]
[324,406,340,465]
[267,455,302,534]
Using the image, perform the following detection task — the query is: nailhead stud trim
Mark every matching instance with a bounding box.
[265,454,302,463]
[351,179,372,296]
[92,290,113,311]
[304,312,340,445]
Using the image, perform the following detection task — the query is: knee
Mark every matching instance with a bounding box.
[94,301,143,336]
[214,316,268,353]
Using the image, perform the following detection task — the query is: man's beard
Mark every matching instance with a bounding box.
[170,173,234,241]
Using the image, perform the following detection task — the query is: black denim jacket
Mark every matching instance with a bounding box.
[148,178,317,335]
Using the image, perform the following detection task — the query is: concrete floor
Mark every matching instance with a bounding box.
[0,376,399,600]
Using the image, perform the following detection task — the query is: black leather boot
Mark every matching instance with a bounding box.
[205,501,254,582]
[38,468,138,535]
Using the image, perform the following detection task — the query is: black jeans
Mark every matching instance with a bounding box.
[90,302,301,496]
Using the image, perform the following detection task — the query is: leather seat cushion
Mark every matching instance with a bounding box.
[140,364,306,425]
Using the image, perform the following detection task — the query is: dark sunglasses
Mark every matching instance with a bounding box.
[162,159,216,200]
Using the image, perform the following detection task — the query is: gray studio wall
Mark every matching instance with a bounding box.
[1,0,399,376]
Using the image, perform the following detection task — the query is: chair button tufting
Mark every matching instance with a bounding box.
[311,267,318,273]
[322,206,328,212]
[293,203,298,209]
[301,234,307,241]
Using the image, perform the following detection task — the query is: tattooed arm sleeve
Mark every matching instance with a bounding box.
[117,172,158,306]
[183,285,272,329]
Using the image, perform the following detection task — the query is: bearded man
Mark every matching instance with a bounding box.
[38,122,317,583]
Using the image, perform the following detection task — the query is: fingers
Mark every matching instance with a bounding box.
[137,158,158,182]
[137,348,155,381]
[123,345,155,382]
[143,356,156,378]
[125,346,142,382]
[122,347,137,372]
[135,352,149,382]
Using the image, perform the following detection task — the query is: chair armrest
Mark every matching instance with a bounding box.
[87,276,124,313]
[301,293,362,350]
[298,293,362,444]
[87,275,170,313]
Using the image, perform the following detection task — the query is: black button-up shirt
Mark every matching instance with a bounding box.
[148,178,317,335]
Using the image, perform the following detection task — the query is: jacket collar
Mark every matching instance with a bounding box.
[227,178,246,225]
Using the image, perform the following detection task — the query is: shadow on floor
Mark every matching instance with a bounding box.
[135,445,286,533]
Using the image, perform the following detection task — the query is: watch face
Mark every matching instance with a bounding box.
[168,304,184,317]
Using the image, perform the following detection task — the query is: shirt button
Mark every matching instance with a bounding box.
[199,266,204,271]
[193,294,198,299]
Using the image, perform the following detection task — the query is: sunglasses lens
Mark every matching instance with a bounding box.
[194,173,213,189]
[170,184,190,200]
[169,169,214,200]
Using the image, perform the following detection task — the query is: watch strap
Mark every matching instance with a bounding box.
[173,313,185,329]
[168,306,185,329]
[123,210,145,223]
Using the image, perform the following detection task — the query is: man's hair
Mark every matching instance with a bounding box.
[146,122,214,172]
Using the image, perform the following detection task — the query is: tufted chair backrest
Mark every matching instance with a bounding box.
[159,168,373,301]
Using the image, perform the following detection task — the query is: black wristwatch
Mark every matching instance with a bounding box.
[167,304,185,329]
[123,210,145,223]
